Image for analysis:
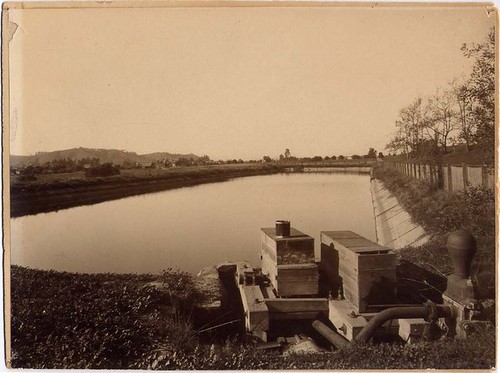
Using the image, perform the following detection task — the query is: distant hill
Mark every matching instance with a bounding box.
[10,148,200,167]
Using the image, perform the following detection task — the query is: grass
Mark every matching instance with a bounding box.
[10,266,203,369]
[11,163,283,189]
[144,333,495,370]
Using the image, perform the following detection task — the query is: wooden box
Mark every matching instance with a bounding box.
[321,231,396,312]
[261,227,318,297]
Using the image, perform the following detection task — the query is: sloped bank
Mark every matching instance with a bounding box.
[370,163,495,299]
[370,178,429,250]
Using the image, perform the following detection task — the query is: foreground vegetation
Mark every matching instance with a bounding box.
[10,266,203,369]
[11,265,495,369]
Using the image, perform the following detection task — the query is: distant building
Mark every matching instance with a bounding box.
[138,161,153,168]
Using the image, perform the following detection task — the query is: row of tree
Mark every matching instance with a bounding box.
[12,155,219,174]
[264,148,384,163]
[386,29,495,163]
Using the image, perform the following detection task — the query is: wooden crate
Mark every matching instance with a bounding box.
[321,231,396,312]
[261,227,318,297]
[266,298,328,320]
[275,264,319,297]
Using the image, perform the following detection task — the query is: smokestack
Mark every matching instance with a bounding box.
[276,220,291,237]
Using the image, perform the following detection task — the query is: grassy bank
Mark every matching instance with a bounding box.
[10,163,283,217]
[11,265,495,369]
[372,163,495,299]
[10,265,203,369]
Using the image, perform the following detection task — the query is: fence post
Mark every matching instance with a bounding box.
[462,163,469,190]
[447,164,453,192]
[437,164,443,189]
[481,164,488,188]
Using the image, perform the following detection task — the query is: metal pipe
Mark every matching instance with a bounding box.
[312,320,350,349]
[354,303,453,343]
[276,220,291,237]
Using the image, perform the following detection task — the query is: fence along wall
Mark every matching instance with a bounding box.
[387,161,494,193]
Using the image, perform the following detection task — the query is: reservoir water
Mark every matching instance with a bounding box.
[10,172,376,274]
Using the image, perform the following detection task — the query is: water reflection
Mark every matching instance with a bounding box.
[10,173,376,274]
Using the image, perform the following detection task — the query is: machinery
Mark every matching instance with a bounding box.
[234,220,488,348]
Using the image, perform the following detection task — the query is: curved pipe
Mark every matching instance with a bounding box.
[312,320,350,349]
[354,304,453,343]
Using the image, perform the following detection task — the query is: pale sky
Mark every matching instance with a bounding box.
[7,4,495,160]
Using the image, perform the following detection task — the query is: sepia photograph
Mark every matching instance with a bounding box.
[2,1,497,370]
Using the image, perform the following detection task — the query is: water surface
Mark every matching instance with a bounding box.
[11,173,375,274]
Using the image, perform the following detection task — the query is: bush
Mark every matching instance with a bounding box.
[10,266,199,369]
[85,163,120,178]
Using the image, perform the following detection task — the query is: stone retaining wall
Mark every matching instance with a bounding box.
[370,178,429,250]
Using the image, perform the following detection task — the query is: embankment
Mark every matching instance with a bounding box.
[370,178,429,250]
[370,163,495,297]
[10,164,282,217]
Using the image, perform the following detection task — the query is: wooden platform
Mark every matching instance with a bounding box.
[235,262,327,341]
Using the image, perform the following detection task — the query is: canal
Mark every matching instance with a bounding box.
[10,172,376,274]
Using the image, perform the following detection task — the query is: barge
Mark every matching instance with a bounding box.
[216,220,486,350]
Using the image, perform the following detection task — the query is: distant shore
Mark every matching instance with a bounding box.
[9,164,283,217]
[9,160,378,218]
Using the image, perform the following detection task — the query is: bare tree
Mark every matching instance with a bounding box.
[393,98,426,158]
[424,88,459,154]
[451,79,476,151]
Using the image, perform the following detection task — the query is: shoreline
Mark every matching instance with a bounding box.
[9,164,283,218]
[9,163,374,218]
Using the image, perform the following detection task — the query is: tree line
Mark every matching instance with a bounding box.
[263,147,383,163]
[386,28,495,163]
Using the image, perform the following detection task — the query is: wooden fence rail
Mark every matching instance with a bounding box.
[384,161,494,192]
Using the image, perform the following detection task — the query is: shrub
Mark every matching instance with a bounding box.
[85,163,120,177]
[10,266,199,369]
